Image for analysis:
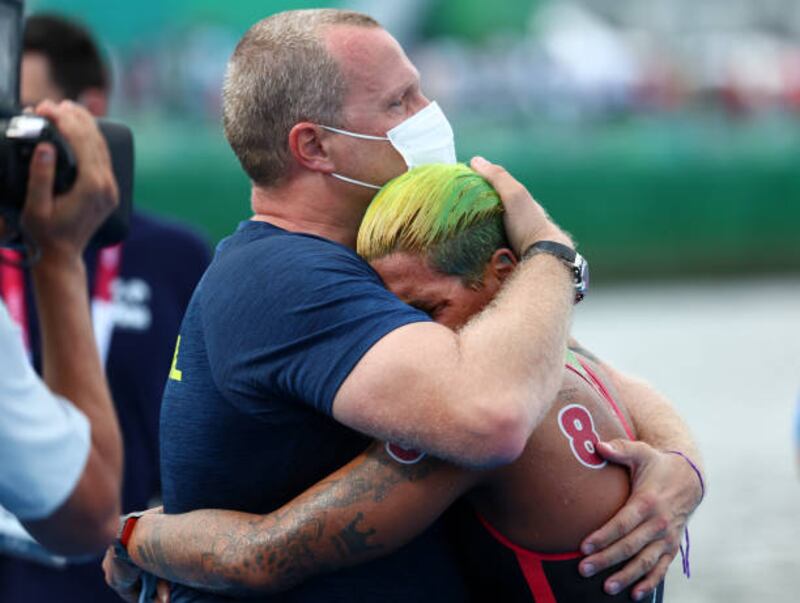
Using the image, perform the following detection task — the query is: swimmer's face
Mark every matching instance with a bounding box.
[371,250,514,330]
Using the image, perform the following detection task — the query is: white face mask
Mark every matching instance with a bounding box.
[320,101,457,190]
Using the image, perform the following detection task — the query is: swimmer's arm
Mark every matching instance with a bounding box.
[110,443,477,596]
[569,338,704,601]
[569,338,703,481]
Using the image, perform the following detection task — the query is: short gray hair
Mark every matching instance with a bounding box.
[223,9,380,187]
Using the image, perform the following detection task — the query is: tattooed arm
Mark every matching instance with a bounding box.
[568,337,703,602]
[108,442,478,597]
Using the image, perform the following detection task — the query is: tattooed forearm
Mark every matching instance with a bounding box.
[135,521,178,582]
[330,512,381,559]
[195,514,332,596]
[320,445,438,508]
[129,442,470,595]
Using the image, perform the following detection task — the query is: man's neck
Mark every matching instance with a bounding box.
[249,178,371,250]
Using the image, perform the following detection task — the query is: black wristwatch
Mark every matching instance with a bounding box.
[521,241,589,303]
[114,511,146,564]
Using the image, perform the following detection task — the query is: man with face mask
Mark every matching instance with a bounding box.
[118,9,702,603]
[105,162,703,602]
[146,9,574,602]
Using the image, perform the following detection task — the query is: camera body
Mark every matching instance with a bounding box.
[0,0,132,248]
[0,112,77,210]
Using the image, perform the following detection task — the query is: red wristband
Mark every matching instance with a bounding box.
[115,511,146,562]
[119,514,140,550]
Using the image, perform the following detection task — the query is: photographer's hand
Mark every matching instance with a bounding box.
[21,100,118,258]
[20,100,123,554]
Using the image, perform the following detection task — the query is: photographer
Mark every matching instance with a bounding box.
[0,99,122,555]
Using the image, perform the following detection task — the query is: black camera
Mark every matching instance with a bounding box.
[0,0,132,248]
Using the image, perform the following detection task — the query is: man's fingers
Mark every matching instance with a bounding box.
[24,143,57,218]
[581,508,674,578]
[469,156,520,201]
[101,545,144,600]
[581,524,650,581]
[36,100,84,152]
[598,540,669,596]
[154,579,171,603]
[580,491,652,556]
[101,547,112,581]
[469,155,570,254]
[35,99,83,134]
[595,439,648,467]
[630,554,671,601]
[35,100,108,175]
[32,99,59,122]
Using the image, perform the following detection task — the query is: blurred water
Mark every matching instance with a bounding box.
[572,277,800,601]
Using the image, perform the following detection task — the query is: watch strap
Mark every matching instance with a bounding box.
[521,240,587,303]
[114,511,145,563]
[521,240,576,263]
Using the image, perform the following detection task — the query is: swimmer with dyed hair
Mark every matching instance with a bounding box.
[105,165,693,602]
[356,164,660,600]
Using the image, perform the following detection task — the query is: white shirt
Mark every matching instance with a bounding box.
[0,299,90,521]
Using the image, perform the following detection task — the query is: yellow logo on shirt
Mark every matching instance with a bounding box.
[169,336,183,382]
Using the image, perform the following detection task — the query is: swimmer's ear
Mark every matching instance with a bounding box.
[488,248,517,283]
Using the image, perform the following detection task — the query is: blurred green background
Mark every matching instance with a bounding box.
[26,0,800,280]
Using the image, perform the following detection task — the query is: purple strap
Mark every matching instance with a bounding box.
[667,450,705,579]
[667,450,705,502]
[678,527,691,578]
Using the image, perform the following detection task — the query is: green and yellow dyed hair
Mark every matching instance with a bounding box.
[357,163,509,284]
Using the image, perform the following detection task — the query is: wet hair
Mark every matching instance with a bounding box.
[357,163,508,284]
[23,14,109,99]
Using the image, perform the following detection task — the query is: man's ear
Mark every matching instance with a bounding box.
[287,122,335,173]
[77,88,108,118]
[488,248,517,283]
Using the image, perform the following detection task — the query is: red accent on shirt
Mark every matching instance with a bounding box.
[0,249,29,352]
[93,244,122,302]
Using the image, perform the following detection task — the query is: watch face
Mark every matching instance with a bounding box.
[580,258,589,292]
[575,252,589,302]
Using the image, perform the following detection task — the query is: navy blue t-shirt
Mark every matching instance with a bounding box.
[161,221,468,602]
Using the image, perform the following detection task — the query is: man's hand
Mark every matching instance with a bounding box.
[469,156,572,255]
[21,99,118,260]
[102,544,143,603]
[578,439,704,601]
[102,545,171,603]
[103,507,168,602]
